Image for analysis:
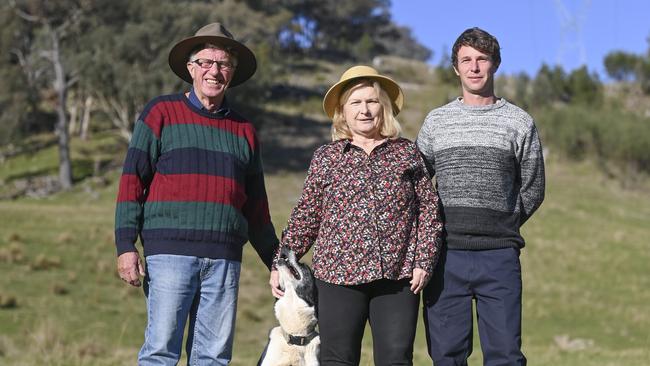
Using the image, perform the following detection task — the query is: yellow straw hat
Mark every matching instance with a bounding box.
[322,65,404,119]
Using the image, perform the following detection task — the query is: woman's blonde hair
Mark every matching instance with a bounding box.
[330,79,401,141]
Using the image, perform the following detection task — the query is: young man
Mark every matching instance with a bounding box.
[417,27,545,365]
[114,23,278,365]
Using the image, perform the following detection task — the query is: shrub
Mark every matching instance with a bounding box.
[535,105,650,174]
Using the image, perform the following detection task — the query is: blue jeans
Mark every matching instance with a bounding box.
[139,254,241,366]
[423,248,525,366]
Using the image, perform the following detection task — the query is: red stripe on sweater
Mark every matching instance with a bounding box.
[147,174,247,208]
[117,174,144,202]
[142,99,255,141]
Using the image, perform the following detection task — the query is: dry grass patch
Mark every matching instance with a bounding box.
[29,254,62,271]
[0,293,18,309]
[0,243,25,264]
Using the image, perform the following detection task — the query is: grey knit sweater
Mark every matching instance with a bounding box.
[416,97,545,250]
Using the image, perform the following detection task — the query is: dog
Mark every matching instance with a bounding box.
[258,246,319,366]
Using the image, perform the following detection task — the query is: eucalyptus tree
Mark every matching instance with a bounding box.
[264,0,429,61]
[8,0,91,189]
[604,51,642,82]
[79,0,288,141]
[0,4,37,146]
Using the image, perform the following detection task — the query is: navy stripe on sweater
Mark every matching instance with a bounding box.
[141,229,246,261]
[122,148,155,177]
[155,148,245,182]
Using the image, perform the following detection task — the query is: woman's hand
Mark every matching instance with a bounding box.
[410,268,429,294]
[269,270,284,298]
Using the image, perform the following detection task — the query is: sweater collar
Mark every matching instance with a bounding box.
[455,97,506,113]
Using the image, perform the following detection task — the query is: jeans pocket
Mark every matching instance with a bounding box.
[224,260,241,288]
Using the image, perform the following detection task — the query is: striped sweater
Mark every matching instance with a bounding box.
[416,98,545,250]
[114,93,278,268]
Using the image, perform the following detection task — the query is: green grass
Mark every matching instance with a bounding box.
[1,57,649,364]
[1,155,649,365]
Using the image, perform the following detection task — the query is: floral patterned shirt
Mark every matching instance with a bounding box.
[278,137,443,285]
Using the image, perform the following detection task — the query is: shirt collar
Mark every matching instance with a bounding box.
[339,138,392,154]
[188,87,231,115]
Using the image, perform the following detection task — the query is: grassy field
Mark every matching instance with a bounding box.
[1,58,649,365]
[1,152,649,365]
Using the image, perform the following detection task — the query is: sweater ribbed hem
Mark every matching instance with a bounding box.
[445,237,523,250]
[142,240,244,261]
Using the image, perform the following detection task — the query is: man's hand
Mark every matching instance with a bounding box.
[117,251,145,287]
[410,268,429,294]
[269,270,284,299]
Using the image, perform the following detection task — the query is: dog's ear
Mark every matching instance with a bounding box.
[296,263,316,307]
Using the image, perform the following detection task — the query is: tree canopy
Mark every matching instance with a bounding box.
[0,0,430,144]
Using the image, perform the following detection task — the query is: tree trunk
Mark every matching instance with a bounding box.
[51,30,73,189]
[97,94,133,142]
[68,98,78,135]
[80,95,93,141]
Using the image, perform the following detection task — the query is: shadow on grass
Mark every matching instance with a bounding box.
[4,157,113,185]
[267,84,324,102]
[1,135,57,160]
[5,167,56,182]
[248,108,331,174]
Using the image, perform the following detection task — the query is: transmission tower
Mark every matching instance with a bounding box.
[554,0,591,70]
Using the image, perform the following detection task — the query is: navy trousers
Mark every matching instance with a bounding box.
[423,248,526,366]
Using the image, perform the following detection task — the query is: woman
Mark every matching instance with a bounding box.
[270,65,443,365]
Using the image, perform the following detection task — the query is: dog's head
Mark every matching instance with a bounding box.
[277,246,316,307]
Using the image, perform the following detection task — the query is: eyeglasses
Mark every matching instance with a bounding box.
[191,58,235,71]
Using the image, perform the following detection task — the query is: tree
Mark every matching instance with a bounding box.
[9,0,90,189]
[604,51,641,82]
[435,51,457,85]
[0,4,41,146]
[1,0,433,151]
[511,72,532,110]
[531,64,570,105]
[567,66,603,105]
[603,47,650,94]
[74,0,177,141]
[265,0,430,61]
[74,0,288,141]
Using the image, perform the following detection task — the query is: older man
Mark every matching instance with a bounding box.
[114,23,278,365]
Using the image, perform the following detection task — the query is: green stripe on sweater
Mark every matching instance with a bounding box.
[141,201,248,236]
[115,202,143,230]
[129,121,160,162]
[160,124,251,160]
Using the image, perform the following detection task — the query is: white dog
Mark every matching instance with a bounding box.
[258,247,319,366]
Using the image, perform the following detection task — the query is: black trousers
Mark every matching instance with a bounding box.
[316,278,420,366]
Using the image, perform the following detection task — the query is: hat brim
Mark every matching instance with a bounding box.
[323,74,404,119]
[168,35,257,88]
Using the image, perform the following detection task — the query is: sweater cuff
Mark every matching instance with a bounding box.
[116,240,137,257]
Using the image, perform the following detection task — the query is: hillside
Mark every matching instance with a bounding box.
[1,155,649,365]
[1,58,650,365]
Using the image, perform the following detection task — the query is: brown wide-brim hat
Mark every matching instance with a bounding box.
[322,65,404,119]
[168,22,257,88]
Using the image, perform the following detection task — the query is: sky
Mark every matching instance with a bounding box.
[390,0,649,79]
